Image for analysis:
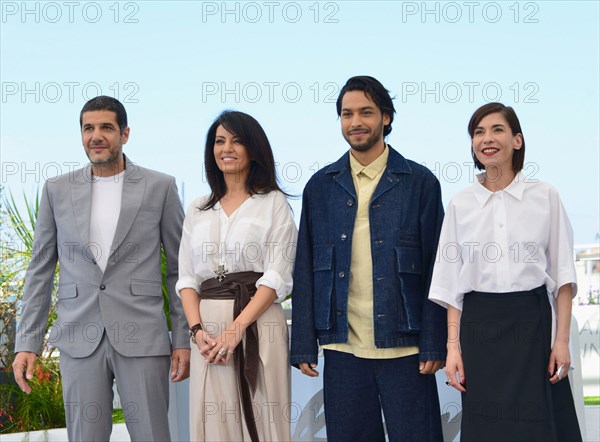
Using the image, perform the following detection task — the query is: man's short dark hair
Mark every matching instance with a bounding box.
[336,76,396,137]
[79,96,128,133]
[467,102,525,173]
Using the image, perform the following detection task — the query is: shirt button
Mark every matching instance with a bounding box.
[340,234,347,241]
[337,308,343,315]
[346,199,353,206]
[99,284,106,290]
[338,272,345,278]
[499,223,504,228]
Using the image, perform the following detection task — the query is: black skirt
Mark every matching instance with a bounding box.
[459,285,582,442]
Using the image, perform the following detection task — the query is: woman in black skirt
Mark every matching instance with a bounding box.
[429,103,582,441]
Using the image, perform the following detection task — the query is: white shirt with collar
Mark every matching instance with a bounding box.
[429,172,577,344]
[176,191,297,302]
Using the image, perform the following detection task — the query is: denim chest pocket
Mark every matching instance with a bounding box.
[395,246,423,332]
[313,245,335,330]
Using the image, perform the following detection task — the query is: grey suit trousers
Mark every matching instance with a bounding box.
[60,333,171,442]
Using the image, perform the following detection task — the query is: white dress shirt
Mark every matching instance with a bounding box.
[176,191,297,302]
[429,172,577,344]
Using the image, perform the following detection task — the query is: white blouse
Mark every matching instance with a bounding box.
[176,191,298,302]
[429,172,577,331]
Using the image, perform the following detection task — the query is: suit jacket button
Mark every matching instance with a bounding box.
[99,284,106,290]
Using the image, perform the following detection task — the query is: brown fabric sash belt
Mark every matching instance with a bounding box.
[200,271,261,442]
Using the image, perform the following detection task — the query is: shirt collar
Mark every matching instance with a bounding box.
[472,171,527,207]
[349,145,389,180]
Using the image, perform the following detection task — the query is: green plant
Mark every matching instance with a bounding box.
[161,246,171,330]
[1,187,64,433]
[1,189,60,367]
[112,408,125,424]
[0,358,65,432]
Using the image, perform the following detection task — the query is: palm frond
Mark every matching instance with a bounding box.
[3,191,38,251]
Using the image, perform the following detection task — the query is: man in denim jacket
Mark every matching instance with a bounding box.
[291,76,446,441]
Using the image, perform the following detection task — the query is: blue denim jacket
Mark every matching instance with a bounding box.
[290,146,447,366]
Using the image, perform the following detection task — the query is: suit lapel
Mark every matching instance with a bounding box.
[71,165,93,246]
[108,159,145,261]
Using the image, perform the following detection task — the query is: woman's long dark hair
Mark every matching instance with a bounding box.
[200,111,286,210]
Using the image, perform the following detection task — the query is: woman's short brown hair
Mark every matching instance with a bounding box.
[468,102,525,173]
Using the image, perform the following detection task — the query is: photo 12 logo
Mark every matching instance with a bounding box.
[400,81,540,104]
[201,81,341,104]
[422,160,540,185]
[1,161,83,184]
[1,81,140,104]
[400,1,540,24]
[1,1,140,24]
[200,1,340,24]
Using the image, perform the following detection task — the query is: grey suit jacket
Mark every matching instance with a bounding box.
[15,156,189,358]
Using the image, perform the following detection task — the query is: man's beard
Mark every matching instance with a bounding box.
[87,149,121,169]
[344,125,384,152]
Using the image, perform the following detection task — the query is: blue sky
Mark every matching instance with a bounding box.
[1,1,599,243]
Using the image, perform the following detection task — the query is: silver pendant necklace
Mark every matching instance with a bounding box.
[214,195,249,281]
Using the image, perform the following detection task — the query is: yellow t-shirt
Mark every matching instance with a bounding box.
[323,146,419,359]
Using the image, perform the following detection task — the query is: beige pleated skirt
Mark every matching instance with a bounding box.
[189,299,291,442]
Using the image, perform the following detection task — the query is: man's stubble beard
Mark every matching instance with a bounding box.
[344,121,385,153]
[87,148,122,172]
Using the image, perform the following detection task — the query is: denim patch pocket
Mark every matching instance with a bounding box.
[395,246,423,332]
[313,245,334,330]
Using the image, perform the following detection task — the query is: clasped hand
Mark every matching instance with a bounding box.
[195,326,242,365]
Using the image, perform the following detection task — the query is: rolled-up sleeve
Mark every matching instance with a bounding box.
[256,192,298,301]
[176,202,201,296]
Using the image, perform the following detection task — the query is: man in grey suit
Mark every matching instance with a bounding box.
[12,96,190,441]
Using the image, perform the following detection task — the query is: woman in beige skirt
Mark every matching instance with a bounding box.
[176,111,297,441]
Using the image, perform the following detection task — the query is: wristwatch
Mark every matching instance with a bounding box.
[189,323,203,344]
